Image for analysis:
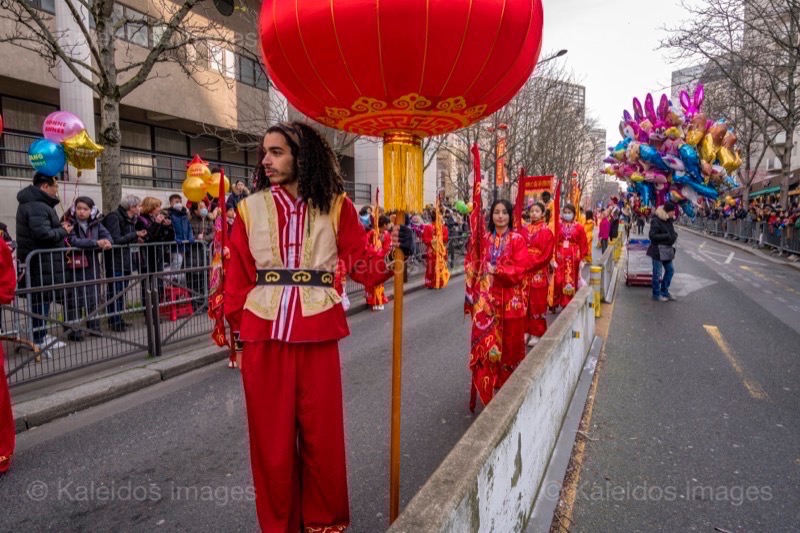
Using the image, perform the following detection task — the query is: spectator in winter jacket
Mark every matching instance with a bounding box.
[186,200,214,310]
[16,172,72,349]
[63,196,113,341]
[647,202,678,302]
[225,180,249,210]
[102,195,146,331]
[136,197,175,304]
[598,210,611,253]
[167,194,194,244]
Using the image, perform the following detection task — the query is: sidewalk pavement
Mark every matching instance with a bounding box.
[11,266,464,433]
[679,224,800,273]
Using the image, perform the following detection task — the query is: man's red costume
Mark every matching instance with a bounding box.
[553,221,588,309]
[519,220,555,337]
[225,185,391,532]
[0,239,17,475]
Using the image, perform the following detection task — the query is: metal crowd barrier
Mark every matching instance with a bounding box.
[3,241,212,387]
[678,217,800,255]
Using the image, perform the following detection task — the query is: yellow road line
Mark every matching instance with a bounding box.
[703,325,769,401]
[740,265,800,296]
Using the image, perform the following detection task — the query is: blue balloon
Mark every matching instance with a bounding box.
[678,143,703,183]
[686,180,719,200]
[636,182,653,206]
[681,200,696,218]
[639,144,670,172]
[28,138,66,176]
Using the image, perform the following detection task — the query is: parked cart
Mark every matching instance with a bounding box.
[625,238,652,286]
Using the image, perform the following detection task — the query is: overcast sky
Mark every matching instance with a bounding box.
[541,0,695,149]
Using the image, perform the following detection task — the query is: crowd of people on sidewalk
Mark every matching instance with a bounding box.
[10,171,254,355]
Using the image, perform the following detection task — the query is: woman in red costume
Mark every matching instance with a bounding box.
[466,199,530,410]
[552,203,588,309]
[365,215,391,310]
[0,239,17,475]
[520,202,555,347]
[421,209,450,289]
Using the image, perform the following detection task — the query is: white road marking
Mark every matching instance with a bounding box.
[720,273,736,283]
[725,252,735,264]
[776,296,787,303]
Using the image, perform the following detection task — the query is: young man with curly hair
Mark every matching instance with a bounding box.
[225,122,412,532]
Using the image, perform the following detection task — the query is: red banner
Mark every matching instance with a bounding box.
[514,175,554,225]
[495,137,507,186]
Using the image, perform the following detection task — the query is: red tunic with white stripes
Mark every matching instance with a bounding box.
[225,185,391,343]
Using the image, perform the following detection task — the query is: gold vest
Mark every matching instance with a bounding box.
[238,190,345,320]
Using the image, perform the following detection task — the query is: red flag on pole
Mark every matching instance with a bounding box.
[465,143,484,316]
[209,169,231,352]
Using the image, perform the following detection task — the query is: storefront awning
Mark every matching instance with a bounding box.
[749,186,781,198]
[789,188,800,196]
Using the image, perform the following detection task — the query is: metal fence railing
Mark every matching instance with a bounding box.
[3,242,212,387]
[678,217,800,255]
[3,229,473,386]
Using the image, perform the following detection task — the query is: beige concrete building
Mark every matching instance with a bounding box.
[0,1,437,232]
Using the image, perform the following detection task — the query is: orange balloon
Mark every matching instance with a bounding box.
[182,176,208,202]
[207,172,230,198]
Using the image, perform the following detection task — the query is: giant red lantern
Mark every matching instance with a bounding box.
[259,1,544,523]
[260,0,544,211]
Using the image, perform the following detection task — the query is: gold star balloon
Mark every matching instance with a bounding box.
[63,130,104,175]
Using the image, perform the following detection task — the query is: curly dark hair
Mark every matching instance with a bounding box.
[253,121,344,214]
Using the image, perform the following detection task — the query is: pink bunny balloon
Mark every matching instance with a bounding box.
[679,83,704,119]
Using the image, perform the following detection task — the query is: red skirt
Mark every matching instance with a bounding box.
[0,346,14,474]
[470,317,526,408]
[365,284,388,306]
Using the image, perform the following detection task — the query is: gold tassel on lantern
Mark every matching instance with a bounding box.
[383,132,424,212]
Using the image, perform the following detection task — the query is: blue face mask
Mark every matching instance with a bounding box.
[199,209,209,217]
[360,215,370,225]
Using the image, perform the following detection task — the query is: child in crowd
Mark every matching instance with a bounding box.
[64,196,113,341]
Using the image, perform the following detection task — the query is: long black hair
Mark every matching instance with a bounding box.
[487,199,514,234]
[253,121,344,214]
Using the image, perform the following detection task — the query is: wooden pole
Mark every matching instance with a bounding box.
[389,208,406,523]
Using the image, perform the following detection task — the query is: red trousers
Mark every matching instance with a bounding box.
[241,340,349,532]
[0,347,14,474]
[526,286,549,338]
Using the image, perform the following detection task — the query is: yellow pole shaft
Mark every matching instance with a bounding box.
[389,209,406,523]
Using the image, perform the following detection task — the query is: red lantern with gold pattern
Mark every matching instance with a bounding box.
[260,0,544,211]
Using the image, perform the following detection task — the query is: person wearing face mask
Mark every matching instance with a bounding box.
[519,202,555,346]
[552,204,589,310]
[466,199,530,411]
[186,201,214,311]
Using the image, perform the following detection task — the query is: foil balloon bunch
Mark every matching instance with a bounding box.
[604,83,742,218]
[27,111,104,177]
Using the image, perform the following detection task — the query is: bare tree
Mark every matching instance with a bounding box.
[0,0,256,211]
[662,0,800,208]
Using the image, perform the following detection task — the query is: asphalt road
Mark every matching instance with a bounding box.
[0,279,475,532]
[571,227,800,532]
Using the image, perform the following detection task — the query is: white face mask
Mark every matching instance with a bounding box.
[199,208,209,217]
[173,202,183,211]
[227,217,235,225]
[563,213,575,222]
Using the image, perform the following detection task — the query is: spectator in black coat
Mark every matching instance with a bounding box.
[15,173,72,349]
[647,202,678,302]
[102,195,146,331]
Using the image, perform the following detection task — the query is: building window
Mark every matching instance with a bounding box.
[155,127,187,155]
[210,44,236,79]
[27,0,55,14]
[190,135,219,161]
[0,96,57,133]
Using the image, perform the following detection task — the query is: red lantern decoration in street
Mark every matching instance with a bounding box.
[259,1,545,523]
[260,0,544,211]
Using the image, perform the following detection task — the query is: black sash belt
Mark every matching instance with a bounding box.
[255,269,335,287]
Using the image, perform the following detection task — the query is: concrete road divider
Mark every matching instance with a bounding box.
[389,286,596,532]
